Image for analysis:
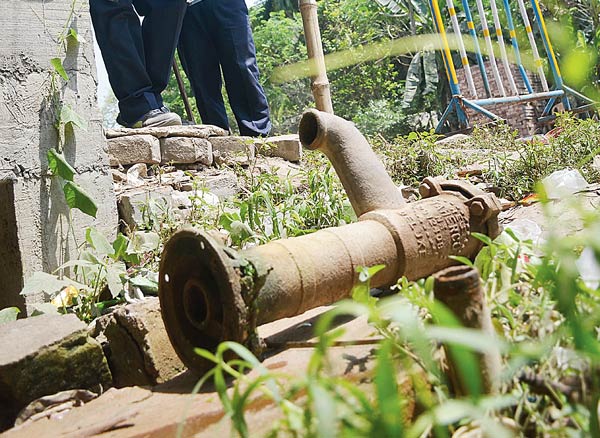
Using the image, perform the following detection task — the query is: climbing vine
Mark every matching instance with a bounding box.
[47,0,97,218]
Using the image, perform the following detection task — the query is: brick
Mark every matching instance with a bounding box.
[160,137,212,165]
[107,135,161,166]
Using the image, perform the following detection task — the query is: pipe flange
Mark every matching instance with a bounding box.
[466,194,503,238]
[159,229,247,375]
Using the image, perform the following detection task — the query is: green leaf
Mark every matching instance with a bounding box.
[230,220,254,243]
[311,382,337,438]
[352,265,384,306]
[106,264,126,299]
[86,227,114,257]
[47,148,75,181]
[374,340,404,437]
[472,232,494,247]
[63,181,98,218]
[129,275,158,294]
[111,234,129,260]
[21,272,72,297]
[0,307,20,325]
[448,255,474,267]
[31,303,60,317]
[60,104,88,131]
[51,57,68,81]
[67,28,86,44]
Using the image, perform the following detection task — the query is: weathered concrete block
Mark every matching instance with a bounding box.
[261,134,302,162]
[92,298,185,387]
[118,186,174,230]
[105,124,228,139]
[160,137,213,165]
[209,136,255,165]
[107,135,161,166]
[0,0,118,314]
[0,314,112,430]
[195,171,239,199]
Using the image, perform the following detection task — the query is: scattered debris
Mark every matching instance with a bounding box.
[15,389,98,426]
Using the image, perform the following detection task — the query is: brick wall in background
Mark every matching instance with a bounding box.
[456,61,547,137]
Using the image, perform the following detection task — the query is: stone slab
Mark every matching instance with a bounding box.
[118,186,174,230]
[107,135,161,167]
[261,134,302,162]
[0,314,112,430]
[209,136,256,166]
[195,171,239,199]
[92,298,185,388]
[160,137,212,165]
[105,125,228,139]
[208,134,302,163]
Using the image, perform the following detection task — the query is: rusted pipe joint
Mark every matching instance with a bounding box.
[433,266,502,394]
[159,110,502,374]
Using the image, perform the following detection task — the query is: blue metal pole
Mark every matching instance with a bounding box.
[460,0,492,97]
[501,0,533,93]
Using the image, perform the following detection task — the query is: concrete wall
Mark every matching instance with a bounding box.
[0,0,118,312]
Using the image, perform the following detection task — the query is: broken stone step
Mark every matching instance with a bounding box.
[160,137,213,166]
[91,298,185,388]
[107,134,161,167]
[0,314,112,430]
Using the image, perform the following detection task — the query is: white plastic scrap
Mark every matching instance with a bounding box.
[542,169,588,199]
[576,247,600,290]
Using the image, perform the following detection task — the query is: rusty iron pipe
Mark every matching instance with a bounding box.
[299,109,405,217]
[159,111,503,374]
[434,266,502,395]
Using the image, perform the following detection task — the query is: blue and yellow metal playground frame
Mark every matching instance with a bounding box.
[430,0,597,133]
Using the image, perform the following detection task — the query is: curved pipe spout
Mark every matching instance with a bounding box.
[299,109,405,217]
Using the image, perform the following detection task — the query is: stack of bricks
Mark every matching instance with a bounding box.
[456,61,546,136]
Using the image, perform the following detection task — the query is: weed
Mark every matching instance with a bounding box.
[372,129,465,186]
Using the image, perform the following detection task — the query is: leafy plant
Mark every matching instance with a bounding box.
[0,307,20,325]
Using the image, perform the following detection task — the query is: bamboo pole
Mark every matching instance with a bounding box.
[299,0,334,114]
[172,55,196,124]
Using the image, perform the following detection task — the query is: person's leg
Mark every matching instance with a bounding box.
[213,0,272,136]
[90,0,157,124]
[178,2,230,130]
[133,0,188,107]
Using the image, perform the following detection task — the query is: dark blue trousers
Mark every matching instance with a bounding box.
[178,0,272,137]
[90,0,187,124]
